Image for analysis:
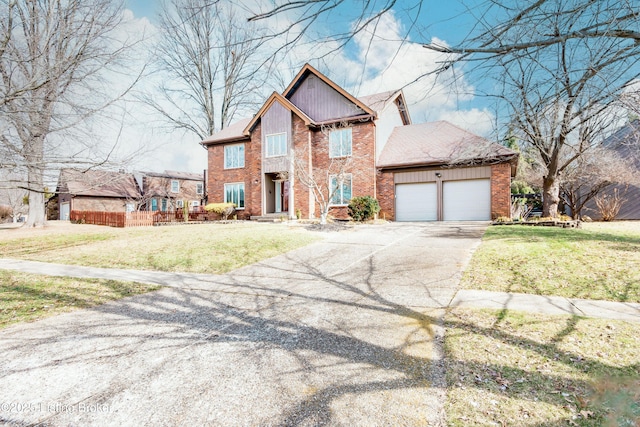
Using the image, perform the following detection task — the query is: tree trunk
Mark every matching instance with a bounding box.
[25,165,46,228]
[542,175,560,218]
[319,210,328,225]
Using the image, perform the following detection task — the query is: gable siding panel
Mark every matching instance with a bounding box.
[394,166,491,184]
[289,75,365,122]
[262,101,292,173]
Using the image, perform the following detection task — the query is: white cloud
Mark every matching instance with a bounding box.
[326,11,494,138]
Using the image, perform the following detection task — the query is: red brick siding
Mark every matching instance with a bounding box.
[247,123,262,218]
[291,114,311,219]
[376,170,395,220]
[144,176,203,207]
[310,121,376,219]
[207,130,260,219]
[491,163,512,219]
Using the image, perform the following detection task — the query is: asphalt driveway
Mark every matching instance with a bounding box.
[0,222,487,426]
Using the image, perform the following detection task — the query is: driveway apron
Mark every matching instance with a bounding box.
[0,222,486,426]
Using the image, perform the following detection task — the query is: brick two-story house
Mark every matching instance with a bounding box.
[202,64,517,221]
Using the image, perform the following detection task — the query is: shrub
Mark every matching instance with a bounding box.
[348,196,380,222]
[595,188,626,221]
[0,205,12,223]
[204,203,236,220]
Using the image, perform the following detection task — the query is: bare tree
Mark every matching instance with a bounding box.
[0,0,143,227]
[294,155,352,225]
[146,0,273,140]
[292,123,355,225]
[560,146,637,219]
[424,0,640,217]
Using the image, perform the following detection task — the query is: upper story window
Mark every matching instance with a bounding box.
[171,180,179,193]
[196,183,204,195]
[224,144,245,169]
[329,128,352,158]
[266,133,287,157]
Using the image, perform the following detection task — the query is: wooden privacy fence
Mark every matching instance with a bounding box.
[70,210,155,228]
[70,210,217,227]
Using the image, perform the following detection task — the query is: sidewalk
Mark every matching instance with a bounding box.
[451,289,640,322]
[2,258,639,322]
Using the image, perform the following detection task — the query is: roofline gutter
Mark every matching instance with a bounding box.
[200,135,251,147]
[377,154,519,172]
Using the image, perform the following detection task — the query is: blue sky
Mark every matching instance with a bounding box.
[121,1,498,172]
[125,0,478,45]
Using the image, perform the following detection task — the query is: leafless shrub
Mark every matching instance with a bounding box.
[594,188,627,222]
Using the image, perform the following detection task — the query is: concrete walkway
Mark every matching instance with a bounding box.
[0,222,638,427]
[1,258,638,322]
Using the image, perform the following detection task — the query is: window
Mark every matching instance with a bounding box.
[191,200,200,208]
[126,203,135,213]
[176,200,184,209]
[329,128,352,158]
[224,144,245,169]
[266,133,287,157]
[224,183,245,209]
[171,180,179,193]
[196,183,204,195]
[161,199,167,212]
[151,199,158,211]
[329,174,352,205]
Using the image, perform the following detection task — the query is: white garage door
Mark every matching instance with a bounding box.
[443,179,491,221]
[396,183,437,221]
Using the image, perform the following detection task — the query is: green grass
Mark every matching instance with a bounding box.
[445,308,640,427]
[1,223,319,274]
[0,270,160,329]
[461,222,640,302]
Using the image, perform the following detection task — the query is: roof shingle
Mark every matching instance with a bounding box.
[377,121,517,169]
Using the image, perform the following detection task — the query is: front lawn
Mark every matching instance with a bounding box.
[0,222,319,274]
[0,270,160,329]
[460,222,640,302]
[445,308,640,426]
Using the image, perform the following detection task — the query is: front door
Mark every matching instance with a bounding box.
[275,181,282,213]
[274,181,289,214]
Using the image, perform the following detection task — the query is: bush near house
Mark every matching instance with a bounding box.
[348,196,380,221]
[204,203,236,220]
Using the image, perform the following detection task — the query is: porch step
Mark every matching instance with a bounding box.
[250,214,289,222]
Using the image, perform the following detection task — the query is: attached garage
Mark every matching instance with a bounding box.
[393,166,496,222]
[395,182,437,221]
[443,179,491,221]
[377,121,518,221]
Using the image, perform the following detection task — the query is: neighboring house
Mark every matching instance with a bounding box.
[141,170,205,212]
[201,63,517,221]
[56,169,205,220]
[583,120,640,220]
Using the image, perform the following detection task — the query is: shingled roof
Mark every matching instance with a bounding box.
[377,121,517,170]
[57,169,141,198]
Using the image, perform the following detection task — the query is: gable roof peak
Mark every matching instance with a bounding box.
[283,63,376,118]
